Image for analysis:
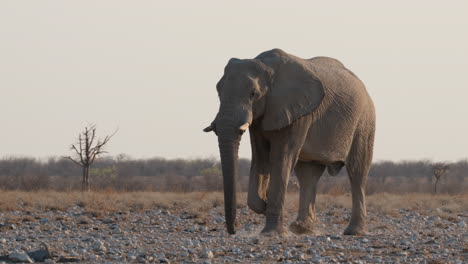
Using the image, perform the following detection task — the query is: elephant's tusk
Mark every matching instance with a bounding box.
[239,123,250,132]
[203,125,214,132]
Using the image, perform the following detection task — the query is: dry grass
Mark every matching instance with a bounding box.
[292,193,468,216]
[0,191,222,214]
[0,191,466,217]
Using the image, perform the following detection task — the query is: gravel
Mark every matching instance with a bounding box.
[0,204,466,263]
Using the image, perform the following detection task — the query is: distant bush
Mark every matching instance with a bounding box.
[0,156,466,194]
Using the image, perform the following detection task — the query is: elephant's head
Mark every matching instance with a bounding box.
[204,50,325,234]
[203,58,273,234]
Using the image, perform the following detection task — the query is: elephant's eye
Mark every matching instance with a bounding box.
[250,91,256,99]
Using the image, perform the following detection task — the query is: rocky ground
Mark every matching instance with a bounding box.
[0,193,467,264]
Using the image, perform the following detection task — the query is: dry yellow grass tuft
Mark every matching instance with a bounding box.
[0,191,466,217]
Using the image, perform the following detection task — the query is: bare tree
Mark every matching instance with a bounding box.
[66,124,117,191]
[432,162,449,194]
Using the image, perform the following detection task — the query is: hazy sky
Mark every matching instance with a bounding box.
[1,1,467,162]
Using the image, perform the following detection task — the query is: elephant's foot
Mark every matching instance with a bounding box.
[344,222,367,236]
[289,219,321,235]
[261,224,288,237]
[247,197,267,215]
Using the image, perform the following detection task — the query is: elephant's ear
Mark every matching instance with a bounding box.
[262,61,325,131]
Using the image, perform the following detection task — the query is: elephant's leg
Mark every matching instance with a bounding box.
[344,126,374,235]
[247,172,269,214]
[247,124,270,214]
[290,161,325,234]
[262,117,312,235]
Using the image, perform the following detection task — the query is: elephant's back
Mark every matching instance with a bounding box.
[308,56,345,69]
[308,57,372,109]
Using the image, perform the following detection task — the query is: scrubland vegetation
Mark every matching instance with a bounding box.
[0,156,466,214]
[0,156,466,194]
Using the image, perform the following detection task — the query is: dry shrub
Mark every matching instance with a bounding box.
[1,157,466,194]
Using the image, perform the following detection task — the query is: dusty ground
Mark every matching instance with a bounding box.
[0,192,466,263]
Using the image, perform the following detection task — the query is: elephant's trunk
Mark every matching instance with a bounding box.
[218,134,241,234]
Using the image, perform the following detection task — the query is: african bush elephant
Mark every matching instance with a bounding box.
[204,49,375,236]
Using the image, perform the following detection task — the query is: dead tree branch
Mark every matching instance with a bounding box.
[65,124,117,191]
[432,162,449,194]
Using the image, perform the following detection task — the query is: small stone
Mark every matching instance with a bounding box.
[78,216,89,224]
[27,245,51,262]
[161,210,171,215]
[9,252,34,263]
[92,240,107,252]
[159,257,170,263]
[373,256,382,262]
[458,221,466,228]
[44,259,56,264]
[282,251,293,259]
[361,238,369,243]
[424,239,436,244]
[184,239,193,247]
[102,217,114,224]
[401,239,410,246]
[0,238,6,244]
[310,256,323,263]
[201,250,214,259]
[82,237,93,242]
[58,256,81,262]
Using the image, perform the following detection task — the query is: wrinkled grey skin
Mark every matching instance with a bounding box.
[204,49,375,236]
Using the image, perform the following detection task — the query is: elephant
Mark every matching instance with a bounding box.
[203,49,375,236]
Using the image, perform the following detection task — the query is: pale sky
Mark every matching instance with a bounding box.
[0,1,467,162]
